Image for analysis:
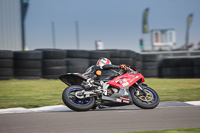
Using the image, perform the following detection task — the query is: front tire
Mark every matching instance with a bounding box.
[130,86,159,109]
[62,85,95,111]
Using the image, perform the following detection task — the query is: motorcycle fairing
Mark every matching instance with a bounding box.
[107,73,145,89]
[58,73,88,86]
[102,87,133,106]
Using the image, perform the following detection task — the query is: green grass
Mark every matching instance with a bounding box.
[0,78,200,109]
[0,79,66,109]
[114,128,200,133]
[145,78,200,102]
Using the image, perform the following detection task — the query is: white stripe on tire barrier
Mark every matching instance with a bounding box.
[185,101,200,106]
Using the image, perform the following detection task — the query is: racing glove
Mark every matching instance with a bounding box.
[120,64,127,70]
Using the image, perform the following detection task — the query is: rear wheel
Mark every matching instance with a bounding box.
[62,85,95,111]
[130,86,159,109]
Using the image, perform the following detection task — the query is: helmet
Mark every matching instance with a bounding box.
[96,58,112,68]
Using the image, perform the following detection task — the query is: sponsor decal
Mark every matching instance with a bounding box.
[122,82,129,87]
[116,98,122,103]
[123,100,130,104]
[120,97,130,100]
[135,76,139,78]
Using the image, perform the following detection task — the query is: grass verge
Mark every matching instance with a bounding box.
[0,78,200,109]
[114,128,200,133]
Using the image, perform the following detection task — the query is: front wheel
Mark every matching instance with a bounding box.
[130,86,159,109]
[62,85,95,111]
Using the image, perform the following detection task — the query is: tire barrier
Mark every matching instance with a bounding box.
[14,51,42,79]
[142,54,160,62]
[89,51,110,59]
[0,50,14,80]
[1,49,199,80]
[66,50,89,58]
[109,58,120,65]
[120,58,136,66]
[193,57,200,78]
[159,58,181,78]
[161,67,180,78]
[0,68,13,80]
[119,50,135,58]
[36,49,67,79]
[36,49,66,59]
[42,59,66,68]
[102,49,121,58]
[0,50,13,59]
[14,51,42,60]
[66,58,89,73]
[159,57,197,78]
[103,50,137,66]
[179,58,194,78]
[89,51,110,66]
[135,52,142,71]
[142,69,159,78]
[141,54,160,77]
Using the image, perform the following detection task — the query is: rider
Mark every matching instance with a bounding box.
[83,57,127,81]
[83,58,127,95]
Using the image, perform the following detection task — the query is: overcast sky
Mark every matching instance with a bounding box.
[25,0,200,52]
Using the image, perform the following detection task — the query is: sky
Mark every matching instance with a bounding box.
[25,0,200,52]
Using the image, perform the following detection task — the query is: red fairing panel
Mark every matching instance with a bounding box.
[107,73,145,89]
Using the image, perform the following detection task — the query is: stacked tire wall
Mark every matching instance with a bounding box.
[102,49,137,67]
[135,52,143,70]
[66,50,90,73]
[89,50,110,66]
[1,50,200,80]
[0,50,13,80]
[141,54,161,77]
[14,51,42,79]
[36,49,67,79]
[194,57,200,78]
[159,57,199,78]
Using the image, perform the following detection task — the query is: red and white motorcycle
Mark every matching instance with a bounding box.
[58,65,159,111]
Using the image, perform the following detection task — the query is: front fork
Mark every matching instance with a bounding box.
[135,82,146,96]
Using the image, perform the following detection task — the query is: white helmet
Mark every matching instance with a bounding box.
[96,58,112,68]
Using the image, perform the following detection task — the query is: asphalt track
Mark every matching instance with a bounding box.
[0,102,200,133]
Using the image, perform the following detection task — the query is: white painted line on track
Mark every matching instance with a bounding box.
[0,101,200,114]
[185,101,200,106]
[0,105,70,114]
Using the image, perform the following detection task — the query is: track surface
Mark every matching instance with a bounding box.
[0,106,200,133]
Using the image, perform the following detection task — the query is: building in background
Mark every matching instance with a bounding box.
[0,0,28,51]
[151,29,176,51]
[95,40,104,50]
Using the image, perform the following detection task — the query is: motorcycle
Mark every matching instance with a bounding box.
[58,65,159,111]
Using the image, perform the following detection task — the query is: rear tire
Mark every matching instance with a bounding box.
[62,85,95,111]
[130,86,159,109]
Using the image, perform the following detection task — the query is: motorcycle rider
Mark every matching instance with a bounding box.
[83,57,127,80]
[83,58,127,95]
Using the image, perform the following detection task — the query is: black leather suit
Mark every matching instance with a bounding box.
[83,64,121,81]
